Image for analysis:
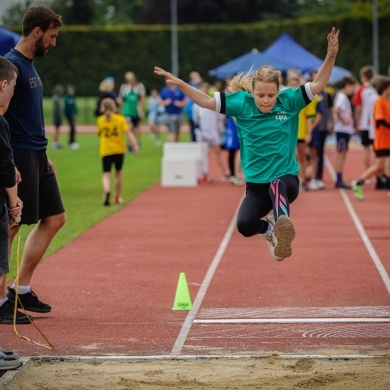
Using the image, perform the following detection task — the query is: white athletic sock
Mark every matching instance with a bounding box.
[0,298,7,307]
[263,221,274,235]
[11,284,31,295]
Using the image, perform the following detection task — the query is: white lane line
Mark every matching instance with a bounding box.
[194,318,390,324]
[325,155,390,295]
[170,196,243,356]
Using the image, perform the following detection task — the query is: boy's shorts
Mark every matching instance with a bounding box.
[13,150,65,225]
[0,203,10,274]
[360,130,373,147]
[336,132,351,152]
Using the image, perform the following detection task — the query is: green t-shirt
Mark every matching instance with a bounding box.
[122,90,140,117]
[215,84,312,183]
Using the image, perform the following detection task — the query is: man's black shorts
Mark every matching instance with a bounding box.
[13,150,65,225]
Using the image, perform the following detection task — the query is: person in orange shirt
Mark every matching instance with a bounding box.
[351,76,390,200]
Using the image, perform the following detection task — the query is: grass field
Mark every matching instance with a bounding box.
[43,96,97,125]
[42,96,190,126]
[8,131,190,280]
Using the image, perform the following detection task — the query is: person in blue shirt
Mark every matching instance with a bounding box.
[159,84,187,142]
[155,27,340,261]
[3,6,65,317]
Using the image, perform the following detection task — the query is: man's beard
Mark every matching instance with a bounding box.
[35,36,50,57]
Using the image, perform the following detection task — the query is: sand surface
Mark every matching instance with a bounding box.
[4,355,390,389]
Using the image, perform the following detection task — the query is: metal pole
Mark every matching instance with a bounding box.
[372,0,379,72]
[171,0,178,76]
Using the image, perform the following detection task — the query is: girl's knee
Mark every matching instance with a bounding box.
[236,219,253,237]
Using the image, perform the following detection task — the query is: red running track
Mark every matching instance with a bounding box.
[1,147,389,358]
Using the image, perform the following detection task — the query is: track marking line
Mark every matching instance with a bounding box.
[193,318,390,324]
[197,306,390,318]
[170,195,244,356]
[326,155,390,295]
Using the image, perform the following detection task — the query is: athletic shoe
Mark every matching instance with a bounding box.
[315,179,325,190]
[263,215,283,261]
[199,174,214,183]
[114,196,123,204]
[273,215,296,259]
[300,182,309,192]
[335,181,350,189]
[7,288,51,313]
[0,300,32,324]
[309,179,320,190]
[351,180,365,200]
[103,192,111,206]
[229,176,244,186]
[0,356,22,371]
[0,350,19,360]
[69,142,80,150]
[375,176,385,190]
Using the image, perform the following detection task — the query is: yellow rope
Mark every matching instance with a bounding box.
[12,230,55,350]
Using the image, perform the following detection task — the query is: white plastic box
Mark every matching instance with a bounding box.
[161,142,208,187]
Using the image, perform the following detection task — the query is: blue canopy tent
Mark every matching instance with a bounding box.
[263,31,351,84]
[0,25,20,56]
[208,49,297,80]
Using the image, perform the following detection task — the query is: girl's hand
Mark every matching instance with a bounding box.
[327,27,340,58]
[154,67,180,87]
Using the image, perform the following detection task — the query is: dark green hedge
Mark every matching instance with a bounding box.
[11,13,389,96]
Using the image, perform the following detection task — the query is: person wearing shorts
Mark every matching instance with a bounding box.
[352,65,376,172]
[332,76,356,188]
[0,57,31,328]
[351,76,390,200]
[3,6,65,317]
[159,84,187,142]
[97,98,139,206]
[192,82,230,182]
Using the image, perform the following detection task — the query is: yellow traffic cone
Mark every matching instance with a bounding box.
[172,272,193,310]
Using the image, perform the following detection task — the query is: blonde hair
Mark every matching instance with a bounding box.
[99,79,114,93]
[227,66,280,93]
[100,97,116,115]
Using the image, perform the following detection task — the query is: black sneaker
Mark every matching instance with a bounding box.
[335,181,350,189]
[7,288,51,313]
[375,177,385,190]
[103,192,111,206]
[0,300,32,324]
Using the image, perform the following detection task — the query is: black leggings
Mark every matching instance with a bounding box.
[236,175,299,237]
[228,149,238,176]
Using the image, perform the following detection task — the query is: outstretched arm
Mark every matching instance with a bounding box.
[154,67,216,111]
[310,27,340,96]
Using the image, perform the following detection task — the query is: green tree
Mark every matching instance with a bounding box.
[50,0,95,25]
[139,0,304,24]
[2,0,389,27]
